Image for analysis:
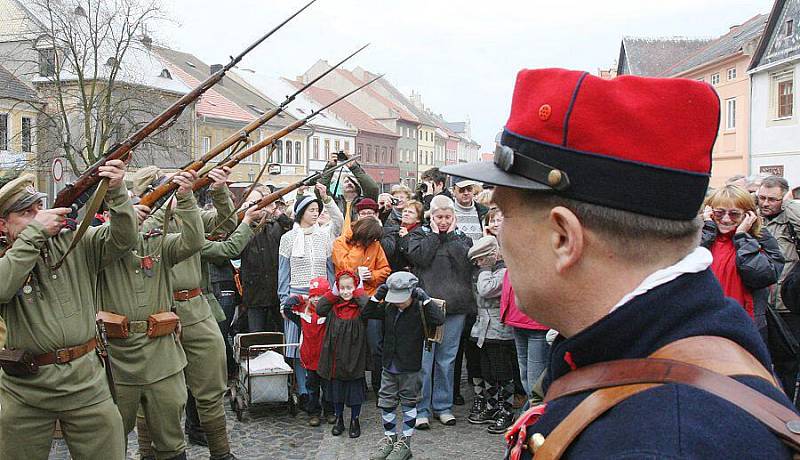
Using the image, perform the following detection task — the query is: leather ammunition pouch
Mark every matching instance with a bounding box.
[96,311,129,339]
[0,348,39,377]
[147,312,180,338]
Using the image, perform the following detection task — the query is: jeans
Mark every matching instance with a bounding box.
[366,319,384,392]
[417,313,466,418]
[217,291,237,377]
[513,328,549,397]
[306,370,333,416]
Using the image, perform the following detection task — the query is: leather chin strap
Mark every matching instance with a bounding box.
[533,336,800,459]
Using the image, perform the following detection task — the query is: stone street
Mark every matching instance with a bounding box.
[50,376,508,460]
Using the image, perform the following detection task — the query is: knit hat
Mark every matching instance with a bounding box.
[131,166,163,197]
[355,198,379,213]
[293,195,322,223]
[441,68,720,220]
[0,174,46,217]
[308,277,330,297]
[468,235,499,260]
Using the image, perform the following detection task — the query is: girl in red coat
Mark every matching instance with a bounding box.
[316,270,370,439]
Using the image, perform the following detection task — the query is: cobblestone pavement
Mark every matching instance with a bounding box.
[50,377,508,459]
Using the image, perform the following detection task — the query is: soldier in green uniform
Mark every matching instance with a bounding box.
[138,166,240,460]
[97,170,204,460]
[0,161,136,460]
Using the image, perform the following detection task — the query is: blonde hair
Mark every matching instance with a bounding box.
[704,185,762,237]
[476,189,493,207]
[430,194,455,214]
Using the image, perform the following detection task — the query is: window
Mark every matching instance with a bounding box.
[21,117,32,153]
[295,141,302,165]
[344,141,350,153]
[276,140,283,163]
[313,137,319,160]
[201,136,211,154]
[382,146,387,163]
[285,140,293,164]
[38,48,56,77]
[0,113,7,151]
[389,147,394,164]
[357,143,363,158]
[334,140,340,152]
[324,139,331,156]
[711,73,720,85]
[727,67,737,81]
[773,71,795,119]
[787,19,795,38]
[367,144,373,163]
[725,98,736,130]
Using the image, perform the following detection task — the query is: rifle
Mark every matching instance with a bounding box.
[138,74,383,208]
[206,157,358,240]
[52,0,318,212]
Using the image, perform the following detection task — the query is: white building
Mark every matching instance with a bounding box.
[749,0,800,183]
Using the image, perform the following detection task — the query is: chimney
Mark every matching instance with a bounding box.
[210,64,224,84]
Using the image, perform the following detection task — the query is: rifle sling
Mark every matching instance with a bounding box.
[51,178,110,270]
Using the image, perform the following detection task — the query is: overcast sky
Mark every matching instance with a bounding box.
[156,0,772,154]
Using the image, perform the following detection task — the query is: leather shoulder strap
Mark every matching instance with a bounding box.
[535,336,800,460]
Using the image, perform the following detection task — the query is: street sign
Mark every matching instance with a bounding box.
[52,158,64,182]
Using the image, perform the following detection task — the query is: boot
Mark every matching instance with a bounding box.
[136,415,155,459]
[185,392,206,446]
[369,435,396,460]
[386,436,412,460]
[349,417,361,438]
[164,452,187,460]
[210,455,237,460]
[487,406,515,434]
[468,405,498,425]
[469,396,486,418]
[201,415,234,459]
[331,415,345,436]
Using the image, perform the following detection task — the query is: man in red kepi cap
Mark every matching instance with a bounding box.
[442,68,800,458]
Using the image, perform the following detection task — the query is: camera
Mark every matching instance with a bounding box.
[336,151,348,162]
[416,182,428,194]
[391,197,399,206]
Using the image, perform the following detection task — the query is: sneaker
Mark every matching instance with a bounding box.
[438,413,456,426]
[468,406,498,425]
[469,396,486,418]
[487,407,515,434]
[386,437,412,460]
[369,435,397,460]
[308,415,321,427]
[415,417,430,430]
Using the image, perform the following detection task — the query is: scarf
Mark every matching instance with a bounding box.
[403,222,420,232]
[291,223,323,258]
[710,232,754,318]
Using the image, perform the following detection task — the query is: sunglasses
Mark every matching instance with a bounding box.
[712,208,744,220]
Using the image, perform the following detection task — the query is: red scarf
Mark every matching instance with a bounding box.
[710,232,754,318]
[403,222,420,232]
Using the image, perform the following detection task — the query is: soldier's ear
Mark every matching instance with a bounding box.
[0,218,7,235]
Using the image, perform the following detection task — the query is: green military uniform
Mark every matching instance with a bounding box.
[97,191,204,459]
[0,176,136,460]
[141,184,238,459]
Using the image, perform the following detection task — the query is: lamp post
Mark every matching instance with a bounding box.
[380,170,385,192]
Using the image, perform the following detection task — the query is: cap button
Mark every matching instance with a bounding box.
[538,104,552,121]
[547,169,563,187]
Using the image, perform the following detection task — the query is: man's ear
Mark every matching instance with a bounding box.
[547,206,585,273]
[0,217,7,235]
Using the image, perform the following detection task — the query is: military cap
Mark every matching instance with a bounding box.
[385,271,419,303]
[468,235,499,261]
[442,68,720,220]
[0,174,47,217]
[131,166,163,197]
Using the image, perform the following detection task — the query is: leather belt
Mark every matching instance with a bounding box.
[173,288,202,302]
[129,321,149,334]
[34,338,96,366]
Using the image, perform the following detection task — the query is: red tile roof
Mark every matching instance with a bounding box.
[286,81,399,138]
[160,60,254,123]
[336,69,419,123]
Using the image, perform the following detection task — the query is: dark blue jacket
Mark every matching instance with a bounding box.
[517,269,796,459]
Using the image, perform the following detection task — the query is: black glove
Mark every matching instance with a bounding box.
[284,295,302,310]
[374,284,389,302]
[412,287,430,304]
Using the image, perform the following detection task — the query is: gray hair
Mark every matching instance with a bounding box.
[430,194,455,214]
[527,194,702,263]
[760,175,789,194]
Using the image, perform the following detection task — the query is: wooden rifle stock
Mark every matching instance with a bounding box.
[52,0,318,211]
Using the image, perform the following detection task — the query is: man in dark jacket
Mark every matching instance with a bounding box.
[418,168,453,211]
[405,194,474,428]
[442,68,799,459]
[318,152,380,221]
[239,185,294,333]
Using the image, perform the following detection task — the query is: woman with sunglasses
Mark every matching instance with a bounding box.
[701,185,784,338]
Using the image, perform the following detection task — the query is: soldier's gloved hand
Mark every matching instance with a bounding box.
[412,287,431,304]
[374,284,389,302]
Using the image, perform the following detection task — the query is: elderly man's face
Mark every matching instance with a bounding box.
[0,202,42,242]
[757,185,785,217]
[454,186,474,207]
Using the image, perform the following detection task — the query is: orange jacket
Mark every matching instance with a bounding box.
[332,214,391,295]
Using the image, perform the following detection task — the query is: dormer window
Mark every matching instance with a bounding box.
[186,61,196,68]
[787,19,795,38]
[159,68,172,79]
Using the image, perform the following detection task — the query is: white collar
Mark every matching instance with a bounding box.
[609,247,712,313]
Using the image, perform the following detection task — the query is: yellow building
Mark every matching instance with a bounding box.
[0,64,41,185]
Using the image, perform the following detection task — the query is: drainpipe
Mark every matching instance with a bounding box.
[305,126,317,174]
[747,75,753,176]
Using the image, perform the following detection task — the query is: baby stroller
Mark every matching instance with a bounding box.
[230,332,300,421]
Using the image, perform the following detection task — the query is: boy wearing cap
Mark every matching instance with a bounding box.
[442,69,799,458]
[0,161,135,460]
[363,272,445,460]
